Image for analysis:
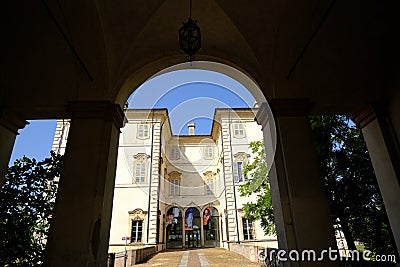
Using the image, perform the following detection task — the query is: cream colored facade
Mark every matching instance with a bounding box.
[52,108,277,253]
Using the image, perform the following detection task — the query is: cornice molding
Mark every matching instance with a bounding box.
[0,107,29,134]
[256,99,311,128]
[133,153,150,161]
[66,101,126,128]
[352,105,376,129]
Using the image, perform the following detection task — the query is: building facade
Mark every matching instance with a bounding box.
[52,108,277,253]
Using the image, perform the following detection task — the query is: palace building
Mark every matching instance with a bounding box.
[52,108,278,253]
[4,2,400,264]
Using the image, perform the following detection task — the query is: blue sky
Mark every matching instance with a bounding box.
[9,69,255,165]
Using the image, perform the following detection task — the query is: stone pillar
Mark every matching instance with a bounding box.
[44,101,125,267]
[257,100,338,267]
[353,105,400,255]
[0,108,28,187]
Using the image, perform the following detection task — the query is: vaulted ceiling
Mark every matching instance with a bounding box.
[1,1,397,118]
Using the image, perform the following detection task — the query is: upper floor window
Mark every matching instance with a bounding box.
[203,171,216,195]
[242,218,254,240]
[137,124,150,139]
[203,146,214,159]
[233,152,249,183]
[170,179,179,196]
[170,147,180,160]
[233,123,245,138]
[133,153,149,184]
[168,171,182,196]
[233,162,247,183]
[135,162,146,183]
[205,179,214,195]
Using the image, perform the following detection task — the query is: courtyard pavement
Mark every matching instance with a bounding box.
[136,248,260,267]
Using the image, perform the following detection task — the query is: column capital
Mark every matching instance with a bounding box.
[352,105,376,129]
[256,99,312,128]
[0,107,29,134]
[255,102,272,128]
[66,101,126,128]
[269,98,312,117]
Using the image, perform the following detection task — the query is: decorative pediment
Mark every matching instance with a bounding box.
[168,171,182,180]
[133,153,150,161]
[234,152,250,162]
[203,171,216,180]
[128,208,148,221]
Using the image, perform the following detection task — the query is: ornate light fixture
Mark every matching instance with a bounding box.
[179,0,201,61]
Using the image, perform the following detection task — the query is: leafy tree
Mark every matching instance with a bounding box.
[239,116,396,259]
[310,115,396,258]
[0,152,63,266]
[238,140,275,235]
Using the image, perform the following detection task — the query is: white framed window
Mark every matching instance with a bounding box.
[133,153,149,184]
[170,179,179,195]
[233,123,245,138]
[170,147,180,160]
[203,146,214,159]
[137,124,150,139]
[131,220,143,243]
[135,162,146,183]
[205,179,214,195]
[233,162,247,183]
[242,218,254,240]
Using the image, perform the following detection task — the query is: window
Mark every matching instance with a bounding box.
[203,171,216,195]
[170,179,179,195]
[233,162,247,183]
[233,123,245,138]
[204,146,213,159]
[205,179,214,195]
[137,124,149,139]
[131,220,143,243]
[242,218,254,240]
[133,153,149,184]
[135,162,146,183]
[170,147,179,160]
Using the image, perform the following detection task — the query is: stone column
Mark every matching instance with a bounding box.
[257,100,339,267]
[353,105,400,255]
[0,108,28,187]
[44,101,125,267]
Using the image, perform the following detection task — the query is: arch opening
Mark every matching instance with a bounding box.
[107,61,278,252]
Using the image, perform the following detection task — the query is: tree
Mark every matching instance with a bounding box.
[238,140,275,235]
[0,152,63,266]
[310,115,396,258]
[239,116,396,259]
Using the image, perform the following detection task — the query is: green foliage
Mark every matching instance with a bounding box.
[310,115,396,257]
[0,152,63,266]
[238,141,275,235]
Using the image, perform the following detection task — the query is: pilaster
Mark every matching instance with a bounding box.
[257,100,338,267]
[221,120,239,242]
[147,120,161,244]
[45,101,125,267]
[353,105,400,256]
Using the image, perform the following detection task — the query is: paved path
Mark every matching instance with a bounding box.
[136,248,259,267]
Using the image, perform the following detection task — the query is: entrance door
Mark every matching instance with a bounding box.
[186,229,201,248]
[203,207,220,247]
